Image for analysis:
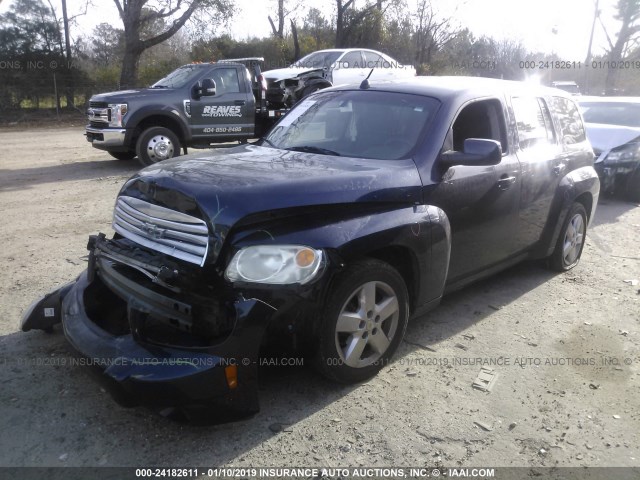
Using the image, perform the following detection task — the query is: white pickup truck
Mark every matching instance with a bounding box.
[263,48,416,108]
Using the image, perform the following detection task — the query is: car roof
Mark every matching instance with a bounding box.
[329,76,571,102]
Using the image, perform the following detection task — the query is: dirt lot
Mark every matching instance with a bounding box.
[0,127,639,470]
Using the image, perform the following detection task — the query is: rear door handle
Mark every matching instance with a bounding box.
[235,100,246,106]
[498,175,517,190]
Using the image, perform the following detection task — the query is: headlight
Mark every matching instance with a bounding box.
[605,143,640,164]
[225,245,324,285]
[108,103,128,127]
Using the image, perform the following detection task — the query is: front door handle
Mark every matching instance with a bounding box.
[498,175,517,190]
[234,100,246,106]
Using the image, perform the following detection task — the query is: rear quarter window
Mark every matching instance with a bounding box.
[549,96,586,145]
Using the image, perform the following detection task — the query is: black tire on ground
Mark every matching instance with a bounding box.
[315,259,409,384]
[108,151,136,161]
[548,202,588,272]
[623,167,640,203]
[136,126,181,167]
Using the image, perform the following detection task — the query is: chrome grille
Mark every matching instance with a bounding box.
[113,196,209,266]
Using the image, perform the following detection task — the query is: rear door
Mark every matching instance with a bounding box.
[190,66,255,141]
[510,96,563,249]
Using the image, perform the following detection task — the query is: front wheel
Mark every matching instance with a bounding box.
[315,259,409,384]
[136,127,181,167]
[548,202,588,272]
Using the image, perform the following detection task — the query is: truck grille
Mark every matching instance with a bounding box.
[112,196,209,266]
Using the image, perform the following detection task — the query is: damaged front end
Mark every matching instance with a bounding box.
[22,233,276,422]
[265,69,329,108]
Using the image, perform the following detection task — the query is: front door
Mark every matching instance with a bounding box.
[427,98,523,283]
[190,66,255,141]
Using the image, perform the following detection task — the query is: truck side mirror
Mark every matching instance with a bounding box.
[201,78,216,96]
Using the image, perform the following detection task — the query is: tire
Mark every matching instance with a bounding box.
[548,202,588,272]
[136,127,181,167]
[108,151,136,161]
[623,166,640,203]
[315,259,409,384]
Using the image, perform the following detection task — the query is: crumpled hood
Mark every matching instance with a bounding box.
[90,88,174,103]
[262,66,324,82]
[585,122,640,154]
[119,144,422,261]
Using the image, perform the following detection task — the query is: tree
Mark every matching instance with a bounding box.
[604,0,640,93]
[335,0,390,47]
[113,0,234,88]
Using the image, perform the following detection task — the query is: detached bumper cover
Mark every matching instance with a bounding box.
[31,269,277,418]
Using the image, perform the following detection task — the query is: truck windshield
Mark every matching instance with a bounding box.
[266,90,439,160]
[151,65,205,89]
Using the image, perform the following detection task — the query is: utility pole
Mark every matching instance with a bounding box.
[61,0,74,108]
[584,0,600,94]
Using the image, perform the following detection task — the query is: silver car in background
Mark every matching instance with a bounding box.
[579,96,640,201]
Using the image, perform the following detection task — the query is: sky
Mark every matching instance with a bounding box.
[0,0,620,61]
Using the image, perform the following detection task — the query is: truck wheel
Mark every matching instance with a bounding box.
[315,259,409,384]
[548,202,588,272]
[623,167,640,203]
[108,151,136,161]
[136,127,180,166]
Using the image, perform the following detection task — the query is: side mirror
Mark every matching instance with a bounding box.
[440,138,502,168]
[201,78,216,96]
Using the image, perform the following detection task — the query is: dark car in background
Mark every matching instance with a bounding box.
[579,96,640,201]
[23,77,599,421]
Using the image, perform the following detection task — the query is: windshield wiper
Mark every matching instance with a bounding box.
[261,137,277,148]
[151,85,168,89]
[286,145,341,156]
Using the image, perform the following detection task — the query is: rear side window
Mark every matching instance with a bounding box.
[511,96,556,150]
[549,96,586,145]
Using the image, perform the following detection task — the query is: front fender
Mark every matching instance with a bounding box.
[229,204,451,313]
[535,166,600,258]
[124,105,191,143]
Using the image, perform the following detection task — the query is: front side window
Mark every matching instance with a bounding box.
[339,51,363,68]
[451,99,507,153]
[266,90,439,160]
[211,68,240,95]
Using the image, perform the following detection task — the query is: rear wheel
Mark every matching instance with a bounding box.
[108,151,136,161]
[548,203,588,271]
[315,259,409,384]
[136,127,181,167]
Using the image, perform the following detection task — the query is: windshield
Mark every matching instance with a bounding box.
[580,102,640,127]
[292,51,343,70]
[265,90,439,160]
[151,65,205,88]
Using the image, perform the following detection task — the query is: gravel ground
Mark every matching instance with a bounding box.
[0,127,639,470]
